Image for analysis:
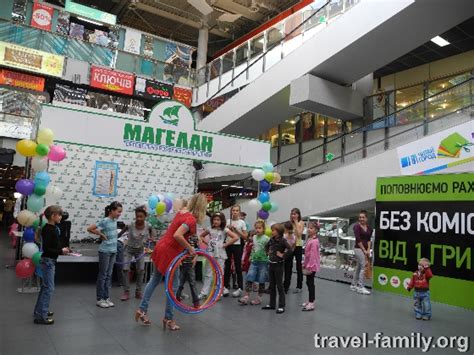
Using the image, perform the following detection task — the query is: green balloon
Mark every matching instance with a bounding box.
[32,219,40,230]
[32,251,42,266]
[262,201,272,212]
[264,172,274,182]
[35,143,50,157]
[34,184,47,196]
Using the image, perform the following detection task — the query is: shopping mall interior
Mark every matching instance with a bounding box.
[0,0,473,354]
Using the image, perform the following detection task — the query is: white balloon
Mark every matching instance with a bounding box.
[22,242,39,258]
[157,194,165,202]
[45,186,63,200]
[248,199,262,211]
[31,157,48,172]
[251,169,265,181]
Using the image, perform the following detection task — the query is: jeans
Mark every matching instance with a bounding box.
[224,244,243,289]
[122,247,145,292]
[176,263,199,304]
[293,246,303,289]
[97,252,116,300]
[352,248,366,288]
[414,290,432,319]
[246,261,269,284]
[269,262,285,308]
[112,241,124,288]
[33,258,55,320]
[201,257,225,296]
[306,272,316,302]
[139,268,179,320]
[283,252,294,292]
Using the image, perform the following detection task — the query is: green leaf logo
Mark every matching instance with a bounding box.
[160,105,181,126]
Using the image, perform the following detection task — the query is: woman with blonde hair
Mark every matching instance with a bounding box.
[135,193,207,330]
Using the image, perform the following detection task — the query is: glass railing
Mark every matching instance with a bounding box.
[207,78,473,208]
[195,0,360,105]
[0,18,194,86]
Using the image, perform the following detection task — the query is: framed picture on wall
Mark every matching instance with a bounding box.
[93,161,118,197]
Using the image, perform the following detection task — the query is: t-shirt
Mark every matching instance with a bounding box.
[353,223,373,250]
[41,224,62,260]
[250,234,270,262]
[207,228,228,260]
[127,222,154,250]
[226,219,247,246]
[96,217,118,254]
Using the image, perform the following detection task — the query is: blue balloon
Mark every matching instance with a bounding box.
[23,227,35,242]
[259,180,271,192]
[35,266,43,279]
[34,171,50,186]
[148,195,159,209]
[258,192,270,203]
[262,162,274,173]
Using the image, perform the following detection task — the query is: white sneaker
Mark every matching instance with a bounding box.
[232,288,243,298]
[350,285,358,292]
[96,299,109,308]
[105,298,115,307]
[198,293,207,300]
[357,287,371,295]
[223,288,230,297]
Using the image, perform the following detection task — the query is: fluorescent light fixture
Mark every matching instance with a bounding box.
[274,182,290,186]
[230,185,243,189]
[14,192,22,199]
[77,16,104,26]
[221,184,229,187]
[431,36,450,47]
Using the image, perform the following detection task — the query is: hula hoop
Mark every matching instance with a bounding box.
[165,249,223,314]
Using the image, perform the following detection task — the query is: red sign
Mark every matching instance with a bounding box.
[173,86,192,108]
[0,69,45,91]
[31,2,53,31]
[90,66,135,95]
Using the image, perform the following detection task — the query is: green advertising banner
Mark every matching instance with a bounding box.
[374,173,474,310]
[65,0,116,25]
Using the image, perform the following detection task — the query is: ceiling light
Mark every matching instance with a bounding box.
[221,184,229,187]
[431,36,450,47]
[289,120,295,124]
[230,185,243,189]
[14,192,22,199]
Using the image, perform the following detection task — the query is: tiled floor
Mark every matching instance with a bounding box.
[0,234,472,355]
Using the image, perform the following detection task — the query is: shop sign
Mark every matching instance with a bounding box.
[374,173,474,310]
[31,2,53,31]
[135,77,173,101]
[90,66,134,95]
[0,120,32,139]
[173,86,192,107]
[0,69,45,91]
[0,41,64,78]
[65,0,116,25]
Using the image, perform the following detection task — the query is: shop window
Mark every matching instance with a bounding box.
[396,84,423,110]
[258,126,278,147]
[280,120,297,146]
[428,72,470,96]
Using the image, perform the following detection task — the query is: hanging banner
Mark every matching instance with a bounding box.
[173,86,192,108]
[0,69,45,91]
[123,28,142,55]
[374,173,474,310]
[65,0,116,25]
[93,161,118,197]
[90,66,134,95]
[135,77,173,101]
[31,2,53,31]
[397,121,474,176]
[53,84,87,106]
[0,41,64,77]
[164,43,193,85]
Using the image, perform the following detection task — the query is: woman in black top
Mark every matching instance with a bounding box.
[33,206,70,325]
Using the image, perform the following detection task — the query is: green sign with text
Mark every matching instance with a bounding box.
[65,0,116,25]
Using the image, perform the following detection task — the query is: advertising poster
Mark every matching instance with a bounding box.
[134,77,173,101]
[173,86,192,108]
[164,43,192,85]
[53,84,87,106]
[374,173,474,309]
[31,2,53,31]
[93,161,118,197]
[0,69,45,91]
[123,28,142,54]
[90,66,134,95]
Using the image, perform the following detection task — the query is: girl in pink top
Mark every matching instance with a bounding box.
[302,221,320,311]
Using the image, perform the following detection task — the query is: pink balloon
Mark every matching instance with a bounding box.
[48,145,66,162]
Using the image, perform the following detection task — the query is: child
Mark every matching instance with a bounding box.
[406,258,433,320]
[239,220,269,305]
[262,223,291,314]
[199,213,238,300]
[301,221,321,311]
[87,201,123,308]
[33,205,70,325]
[176,235,200,308]
[120,206,156,301]
[283,221,296,294]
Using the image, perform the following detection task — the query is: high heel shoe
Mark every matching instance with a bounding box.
[135,309,151,326]
[162,318,181,331]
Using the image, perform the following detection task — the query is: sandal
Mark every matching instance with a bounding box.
[135,309,151,326]
[162,318,181,331]
[250,297,261,305]
[238,295,249,305]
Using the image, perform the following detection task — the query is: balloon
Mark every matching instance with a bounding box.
[157,194,165,203]
[173,198,185,212]
[262,201,272,212]
[27,194,44,213]
[32,251,42,266]
[251,169,265,181]
[37,128,54,146]
[35,144,50,157]
[23,227,35,243]
[164,198,173,213]
[34,171,51,186]
[16,139,37,157]
[35,266,43,279]
[148,195,159,209]
[262,162,274,173]
[22,242,39,258]
[258,192,270,203]
[31,157,48,172]
[264,172,274,183]
[259,180,271,192]
[269,201,279,213]
[273,172,282,184]
[45,185,63,201]
[248,199,262,211]
[34,184,47,196]
[166,192,175,200]
[48,145,66,162]
[257,209,269,220]
[265,227,272,237]
[15,179,35,196]
[156,201,166,215]
[32,219,40,230]
[17,210,36,226]
[15,259,35,279]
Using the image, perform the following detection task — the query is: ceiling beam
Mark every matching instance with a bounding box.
[212,0,263,22]
[134,3,232,39]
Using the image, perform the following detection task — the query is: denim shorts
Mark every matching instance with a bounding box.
[246,261,269,284]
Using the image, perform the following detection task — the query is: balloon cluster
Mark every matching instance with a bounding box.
[148,193,174,216]
[249,162,280,223]
[14,128,66,279]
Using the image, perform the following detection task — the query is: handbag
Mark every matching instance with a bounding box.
[302,268,312,276]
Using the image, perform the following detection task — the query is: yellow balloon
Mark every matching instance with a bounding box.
[273,172,282,184]
[265,227,272,237]
[37,128,54,146]
[16,140,38,157]
[264,172,274,183]
[156,201,166,215]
